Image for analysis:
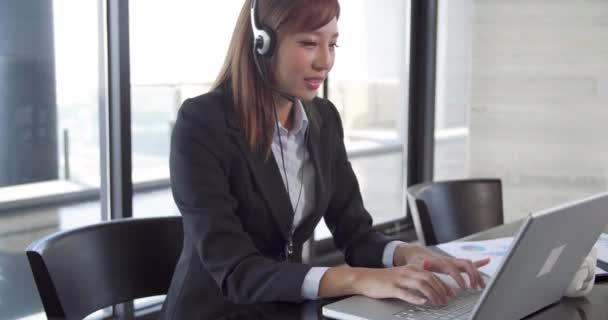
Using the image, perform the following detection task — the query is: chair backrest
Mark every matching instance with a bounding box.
[26,216,183,320]
[407,179,504,246]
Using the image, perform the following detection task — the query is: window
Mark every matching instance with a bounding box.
[316,0,410,240]
[129,0,243,218]
[0,1,106,319]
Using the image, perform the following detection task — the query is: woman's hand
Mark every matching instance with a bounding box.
[352,265,456,306]
[318,245,490,305]
[394,243,491,290]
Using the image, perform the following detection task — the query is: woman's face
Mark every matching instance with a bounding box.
[272,17,339,102]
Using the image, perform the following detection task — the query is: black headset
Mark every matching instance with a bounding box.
[250,0,276,57]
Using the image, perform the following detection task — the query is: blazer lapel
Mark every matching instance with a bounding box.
[222,90,327,243]
[229,131,294,240]
[220,89,294,240]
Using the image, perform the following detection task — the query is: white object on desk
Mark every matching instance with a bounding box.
[565,246,596,297]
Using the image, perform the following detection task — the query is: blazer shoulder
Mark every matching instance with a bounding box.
[312,97,344,132]
[312,96,338,116]
[176,90,232,132]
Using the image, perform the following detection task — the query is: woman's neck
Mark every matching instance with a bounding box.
[274,95,295,131]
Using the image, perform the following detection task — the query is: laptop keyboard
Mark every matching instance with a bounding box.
[393,290,481,320]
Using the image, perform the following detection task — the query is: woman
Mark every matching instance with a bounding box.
[161,0,489,319]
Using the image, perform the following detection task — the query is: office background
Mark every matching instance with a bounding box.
[1,0,607,319]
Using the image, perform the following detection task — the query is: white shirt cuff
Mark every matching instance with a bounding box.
[382,240,407,267]
[301,267,330,300]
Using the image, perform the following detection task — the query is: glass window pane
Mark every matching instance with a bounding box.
[129,1,243,218]
[0,1,105,318]
[313,153,405,240]
[435,0,608,221]
[316,0,410,240]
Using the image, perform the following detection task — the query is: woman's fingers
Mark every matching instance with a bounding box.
[375,260,492,306]
[394,287,427,305]
[474,258,491,268]
[423,258,467,290]
[415,270,454,303]
[473,258,490,288]
[430,272,454,302]
[419,256,490,290]
[455,259,484,289]
[395,266,454,305]
[400,277,444,305]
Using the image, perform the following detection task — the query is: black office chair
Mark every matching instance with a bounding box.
[26,216,183,320]
[406,179,504,246]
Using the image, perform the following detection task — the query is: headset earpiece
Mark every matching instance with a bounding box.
[250,0,275,56]
[258,26,276,56]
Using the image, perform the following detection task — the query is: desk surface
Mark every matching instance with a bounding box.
[218,221,608,320]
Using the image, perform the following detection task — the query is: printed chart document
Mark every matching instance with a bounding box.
[437,237,513,277]
[437,235,608,278]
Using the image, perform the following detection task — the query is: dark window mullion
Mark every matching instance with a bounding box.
[407,0,438,187]
[103,0,134,317]
[105,0,132,221]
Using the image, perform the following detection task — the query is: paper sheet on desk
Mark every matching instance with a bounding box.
[436,237,514,277]
[436,236,608,278]
[596,233,608,268]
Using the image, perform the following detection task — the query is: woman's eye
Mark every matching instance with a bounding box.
[301,41,318,47]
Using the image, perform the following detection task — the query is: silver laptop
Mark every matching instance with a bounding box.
[323,193,608,320]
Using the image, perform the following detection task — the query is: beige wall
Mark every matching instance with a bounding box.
[467,1,608,220]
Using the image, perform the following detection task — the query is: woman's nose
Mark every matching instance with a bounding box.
[313,46,333,71]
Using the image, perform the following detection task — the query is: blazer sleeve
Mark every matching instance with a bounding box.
[322,100,393,268]
[170,98,312,304]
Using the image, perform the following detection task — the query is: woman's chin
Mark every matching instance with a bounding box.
[297,91,319,102]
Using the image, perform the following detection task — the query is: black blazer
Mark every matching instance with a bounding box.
[160,89,392,319]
